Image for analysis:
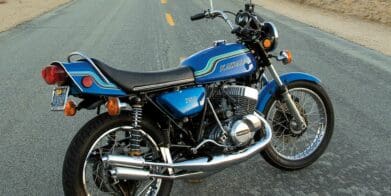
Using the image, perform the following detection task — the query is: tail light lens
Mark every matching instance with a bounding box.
[41,65,67,85]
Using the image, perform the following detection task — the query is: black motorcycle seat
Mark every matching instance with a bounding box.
[90,59,195,92]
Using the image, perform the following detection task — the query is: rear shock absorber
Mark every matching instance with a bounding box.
[129,103,143,156]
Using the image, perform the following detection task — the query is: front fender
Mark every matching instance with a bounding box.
[256,72,321,112]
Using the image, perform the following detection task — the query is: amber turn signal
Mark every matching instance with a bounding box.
[106,97,120,116]
[64,100,77,116]
[284,50,292,64]
[263,38,272,49]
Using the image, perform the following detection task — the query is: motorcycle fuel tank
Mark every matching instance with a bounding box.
[181,42,257,83]
[156,87,206,119]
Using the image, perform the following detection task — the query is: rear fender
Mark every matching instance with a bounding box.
[51,61,126,96]
[256,72,321,112]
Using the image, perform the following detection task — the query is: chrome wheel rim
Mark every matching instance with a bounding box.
[266,88,327,160]
[82,126,162,196]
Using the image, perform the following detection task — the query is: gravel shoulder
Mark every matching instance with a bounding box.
[254,0,391,56]
[0,0,70,32]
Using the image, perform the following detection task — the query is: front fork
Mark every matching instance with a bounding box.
[266,64,307,131]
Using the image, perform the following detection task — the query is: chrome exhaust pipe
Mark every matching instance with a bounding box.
[103,113,272,179]
[109,167,211,180]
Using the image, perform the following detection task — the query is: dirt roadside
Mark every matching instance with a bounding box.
[254,0,391,56]
[0,0,70,33]
[289,0,391,25]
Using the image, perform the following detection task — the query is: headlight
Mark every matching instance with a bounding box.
[261,22,279,52]
[235,11,252,27]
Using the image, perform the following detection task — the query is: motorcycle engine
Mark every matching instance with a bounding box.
[209,85,261,147]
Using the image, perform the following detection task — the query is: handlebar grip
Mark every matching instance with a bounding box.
[190,13,206,21]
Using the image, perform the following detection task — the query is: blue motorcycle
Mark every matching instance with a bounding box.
[42,1,334,195]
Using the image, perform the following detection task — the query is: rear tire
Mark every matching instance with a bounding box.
[261,81,334,170]
[62,112,173,196]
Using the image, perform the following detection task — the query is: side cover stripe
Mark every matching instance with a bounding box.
[194,49,250,77]
[68,71,119,89]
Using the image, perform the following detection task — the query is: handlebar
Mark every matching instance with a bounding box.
[190,10,234,30]
[190,12,206,21]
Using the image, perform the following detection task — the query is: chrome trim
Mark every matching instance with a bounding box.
[267,64,284,87]
[222,85,259,101]
[210,10,234,30]
[67,51,111,84]
[191,139,228,154]
[209,0,214,11]
[102,113,272,172]
[83,126,162,194]
[213,40,226,47]
[264,22,279,51]
[119,103,132,110]
[267,65,307,129]
[132,78,194,91]
[276,51,290,64]
[160,147,174,175]
[109,167,208,180]
[267,87,327,160]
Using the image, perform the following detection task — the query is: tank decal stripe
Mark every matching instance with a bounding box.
[203,52,252,78]
[194,49,250,77]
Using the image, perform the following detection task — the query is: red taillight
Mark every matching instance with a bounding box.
[81,76,94,88]
[41,65,66,85]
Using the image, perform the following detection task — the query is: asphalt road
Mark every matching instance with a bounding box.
[0,0,390,195]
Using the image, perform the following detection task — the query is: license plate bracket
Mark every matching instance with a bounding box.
[51,86,70,111]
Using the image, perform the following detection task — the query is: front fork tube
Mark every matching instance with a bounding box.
[266,65,307,130]
[160,147,174,175]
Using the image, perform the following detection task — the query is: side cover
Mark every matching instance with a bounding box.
[156,87,206,119]
[53,61,126,96]
[181,42,257,83]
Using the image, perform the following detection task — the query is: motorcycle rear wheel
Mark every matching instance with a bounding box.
[261,81,334,170]
[62,112,173,196]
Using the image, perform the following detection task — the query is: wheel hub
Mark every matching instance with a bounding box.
[289,120,304,135]
[273,100,308,137]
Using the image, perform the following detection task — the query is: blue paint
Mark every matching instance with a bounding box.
[59,61,126,96]
[181,42,257,84]
[256,72,321,112]
[156,87,206,119]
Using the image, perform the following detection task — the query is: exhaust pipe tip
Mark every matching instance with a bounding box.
[109,167,151,180]
[101,156,108,163]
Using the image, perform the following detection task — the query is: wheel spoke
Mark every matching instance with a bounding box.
[267,87,328,160]
[82,128,163,196]
[136,179,157,196]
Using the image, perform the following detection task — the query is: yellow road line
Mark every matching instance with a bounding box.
[161,0,167,4]
[165,13,175,26]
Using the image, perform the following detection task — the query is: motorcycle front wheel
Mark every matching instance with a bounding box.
[62,112,173,196]
[261,81,334,170]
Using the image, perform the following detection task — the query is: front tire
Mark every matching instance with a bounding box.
[62,112,173,196]
[261,81,334,170]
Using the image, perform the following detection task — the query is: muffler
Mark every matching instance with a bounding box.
[109,167,211,180]
[102,112,272,180]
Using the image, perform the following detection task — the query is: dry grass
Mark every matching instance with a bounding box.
[291,0,391,25]
[0,0,70,32]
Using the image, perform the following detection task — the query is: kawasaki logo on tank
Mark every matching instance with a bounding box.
[194,49,250,77]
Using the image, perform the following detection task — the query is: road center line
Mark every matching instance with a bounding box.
[165,13,175,26]
[161,0,167,4]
